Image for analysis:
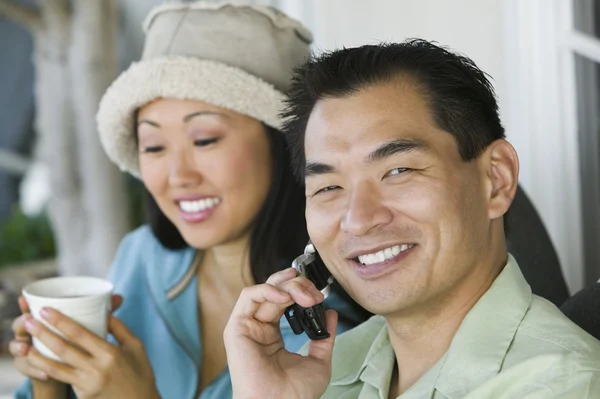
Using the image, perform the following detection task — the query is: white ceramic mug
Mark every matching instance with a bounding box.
[22,276,113,361]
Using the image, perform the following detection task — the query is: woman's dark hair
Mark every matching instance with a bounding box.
[143,125,308,284]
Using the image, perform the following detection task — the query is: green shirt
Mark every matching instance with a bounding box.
[315,255,600,398]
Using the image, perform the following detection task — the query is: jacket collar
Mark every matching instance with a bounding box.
[143,240,202,366]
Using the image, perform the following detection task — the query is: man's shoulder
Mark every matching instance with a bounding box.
[510,294,600,371]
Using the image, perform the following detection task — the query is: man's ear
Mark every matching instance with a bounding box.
[480,139,519,219]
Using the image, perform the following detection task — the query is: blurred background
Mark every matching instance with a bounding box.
[0,0,599,394]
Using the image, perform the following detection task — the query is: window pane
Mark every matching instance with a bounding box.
[574,0,600,39]
[574,54,600,284]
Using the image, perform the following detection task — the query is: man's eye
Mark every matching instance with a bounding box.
[141,146,164,153]
[194,138,219,147]
[385,167,410,177]
[315,186,340,195]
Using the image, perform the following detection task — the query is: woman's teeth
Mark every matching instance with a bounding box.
[179,197,221,213]
[358,244,415,266]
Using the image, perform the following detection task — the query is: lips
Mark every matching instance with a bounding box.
[356,244,415,266]
[175,196,222,223]
[347,243,418,279]
[178,197,221,213]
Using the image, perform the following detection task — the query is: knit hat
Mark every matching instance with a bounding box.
[96,1,313,177]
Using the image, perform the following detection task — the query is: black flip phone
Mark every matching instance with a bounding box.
[284,242,334,340]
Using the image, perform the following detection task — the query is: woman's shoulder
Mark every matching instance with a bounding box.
[107,224,193,283]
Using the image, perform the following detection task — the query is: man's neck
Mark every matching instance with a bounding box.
[385,253,507,396]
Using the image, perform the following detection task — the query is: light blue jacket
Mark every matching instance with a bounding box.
[15,225,364,399]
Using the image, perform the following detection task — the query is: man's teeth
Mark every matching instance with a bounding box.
[179,197,221,213]
[357,244,414,266]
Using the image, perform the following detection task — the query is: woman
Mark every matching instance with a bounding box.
[10,2,368,398]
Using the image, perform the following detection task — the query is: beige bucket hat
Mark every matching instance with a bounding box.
[96,1,313,177]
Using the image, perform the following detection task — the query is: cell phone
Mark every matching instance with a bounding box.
[284,242,334,340]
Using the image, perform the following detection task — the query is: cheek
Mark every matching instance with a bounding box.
[140,159,168,197]
[216,143,271,194]
[306,200,340,247]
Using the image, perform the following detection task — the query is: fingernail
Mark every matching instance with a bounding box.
[37,371,48,380]
[24,318,36,333]
[39,307,50,319]
[17,343,27,355]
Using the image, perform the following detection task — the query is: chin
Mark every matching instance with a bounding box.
[349,283,422,316]
[178,228,224,249]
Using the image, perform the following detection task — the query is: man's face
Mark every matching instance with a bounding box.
[304,81,495,316]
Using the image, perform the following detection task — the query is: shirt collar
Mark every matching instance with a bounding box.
[329,254,532,398]
[434,254,531,397]
[330,316,389,386]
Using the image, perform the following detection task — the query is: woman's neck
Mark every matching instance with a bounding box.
[197,235,255,300]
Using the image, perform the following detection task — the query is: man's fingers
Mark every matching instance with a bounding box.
[232,284,293,321]
[111,294,123,312]
[266,267,298,286]
[279,278,325,308]
[307,310,338,362]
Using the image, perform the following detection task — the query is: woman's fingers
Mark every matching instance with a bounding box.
[9,339,30,357]
[18,295,30,314]
[111,294,123,312]
[24,315,92,368]
[12,314,31,341]
[27,347,78,385]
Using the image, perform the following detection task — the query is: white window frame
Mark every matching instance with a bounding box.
[505,0,600,293]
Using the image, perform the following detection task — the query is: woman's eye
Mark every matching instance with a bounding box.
[194,138,219,147]
[315,186,340,196]
[385,167,410,177]
[141,146,164,153]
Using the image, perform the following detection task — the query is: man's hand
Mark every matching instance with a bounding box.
[224,268,338,399]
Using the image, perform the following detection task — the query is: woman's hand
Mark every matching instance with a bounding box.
[224,268,338,399]
[10,294,123,398]
[10,296,69,398]
[19,299,160,399]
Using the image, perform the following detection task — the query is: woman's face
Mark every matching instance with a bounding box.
[137,98,273,249]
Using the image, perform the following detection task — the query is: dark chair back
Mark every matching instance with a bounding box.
[506,185,570,306]
[561,282,600,340]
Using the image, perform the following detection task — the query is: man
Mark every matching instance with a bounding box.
[223,39,600,398]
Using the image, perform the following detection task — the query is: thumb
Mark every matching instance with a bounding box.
[18,296,30,314]
[111,294,123,313]
[108,315,135,346]
[307,309,338,362]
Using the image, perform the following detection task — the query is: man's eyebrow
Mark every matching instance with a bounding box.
[305,162,336,178]
[366,138,430,163]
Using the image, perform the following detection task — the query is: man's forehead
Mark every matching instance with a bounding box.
[304,84,435,156]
